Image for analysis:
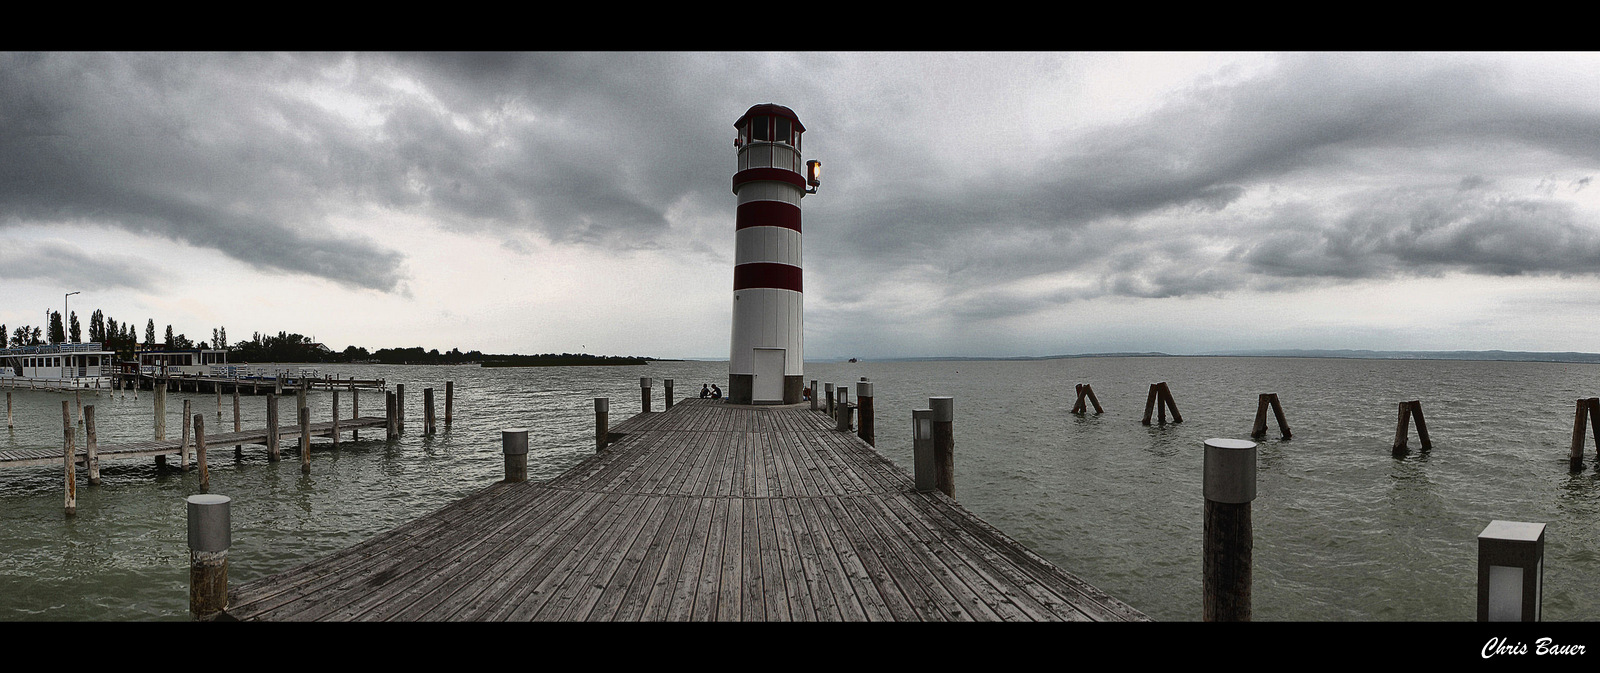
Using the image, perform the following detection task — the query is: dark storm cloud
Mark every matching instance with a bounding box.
[808,53,1600,319]
[0,239,156,290]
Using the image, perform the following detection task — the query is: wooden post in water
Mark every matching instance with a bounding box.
[912,408,935,492]
[930,396,955,498]
[396,384,405,434]
[502,429,528,483]
[266,394,280,461]
[352,387,360,441]
[186,494,230,621]
[181,398,192,472]
[233,389,242,458]
[1569,398,1588,471]
[84,405,100,486]
[155,381,167,468]
[1251,393,1291,440]
[1142,384,1159,425]
[62,401,76,516]
[384,391,396,441]
[296,382,308,428]
[1410,400,1431,450]
[75,390,82,426]
[1393,400,1432,454]
[1159,382,1182,423]
[194,414,209,492]
[332,390,341,449]
[423,387,435,435]
[216,387,222,422]
[1590,398,1600,467]
[595,398,609,452]
[6,391,11,428]
[664,379,674,410]
[857,381,875,446]
[640,377,652,414]
[1203,438,1257,622]
[444,381,453,426]
[1071,383,1104,415]
[299,406,311,474]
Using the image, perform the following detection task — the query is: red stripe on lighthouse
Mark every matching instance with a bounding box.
[732,167,807,193]
[733,262,803,293]
[735,200,802,232]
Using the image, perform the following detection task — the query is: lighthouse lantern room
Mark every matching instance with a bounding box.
[728,103,817,404]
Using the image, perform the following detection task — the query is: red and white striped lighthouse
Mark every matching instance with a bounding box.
[728,103,820,404]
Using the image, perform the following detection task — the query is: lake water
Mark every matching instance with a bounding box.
[3,356,1599,621]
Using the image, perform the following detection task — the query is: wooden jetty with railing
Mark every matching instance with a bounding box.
[221,396,1148,621]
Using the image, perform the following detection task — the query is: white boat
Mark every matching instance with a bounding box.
[0,342,116,390]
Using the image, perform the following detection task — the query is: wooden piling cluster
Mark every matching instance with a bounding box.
[1392,400,1432,454]
[1141,382,1182,425]
[1569,397,1600,471]
[1251,393,1291,440]
[1071,383,1103,415]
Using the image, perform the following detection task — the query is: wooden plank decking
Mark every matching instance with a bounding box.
[0,417,390,469]
[223,398,1148,621]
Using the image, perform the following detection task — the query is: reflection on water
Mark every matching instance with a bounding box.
[2,357,1600,620]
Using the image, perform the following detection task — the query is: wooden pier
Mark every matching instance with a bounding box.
[222,397,1147,621]
[0,417,391,469]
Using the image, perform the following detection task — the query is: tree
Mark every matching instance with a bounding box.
[144,320,155,346]
[0,324,5,348]
[49,311,64,344]
[212,328,219,349]
[89,310,104,343]
[164,324,175,347]
[69,311,81,343]
[219,327,227,350]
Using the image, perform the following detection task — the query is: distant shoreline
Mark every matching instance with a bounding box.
[842,349,1600,365]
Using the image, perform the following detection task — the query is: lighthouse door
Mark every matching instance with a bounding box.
[752,348,786,404]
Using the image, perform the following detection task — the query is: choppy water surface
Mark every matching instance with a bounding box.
[3,357,1599,621]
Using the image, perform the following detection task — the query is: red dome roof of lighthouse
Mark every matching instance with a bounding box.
[735,103,805,132]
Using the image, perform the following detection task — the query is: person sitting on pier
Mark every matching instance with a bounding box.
[700,384,711,399]
[710,384,722,400]
[803,386,811,401]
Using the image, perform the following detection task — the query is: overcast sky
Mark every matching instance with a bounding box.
[5,52,1600,359]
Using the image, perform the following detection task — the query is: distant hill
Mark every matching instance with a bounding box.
[859,350,1600,365]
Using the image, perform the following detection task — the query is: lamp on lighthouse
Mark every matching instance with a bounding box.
[806,160,822,193]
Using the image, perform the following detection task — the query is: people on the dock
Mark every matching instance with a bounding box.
[803,385,811,401]
[711,384,722,400]
[700,384,711,399]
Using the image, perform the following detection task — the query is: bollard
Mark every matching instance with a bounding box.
[62,401,76,516]
[665,379,674,410]
[1203,438,1257,622]
[825,383,834,417]
[445,381,453,425]
[1477,520,1545,622]
[835,388,853,432]
[857,381,875,446]
[912,409,935,492]
[424,387,436,435]
[84,405,100,486]
[187,494,231,620]
[930,396,955,498]
[810,379,818,412]
[396,383,406,434]
[299,406,311,474]
[595,398,610,452]
[502,429,529,482]
[194,414,209,492]
[266,394,280,461]
[641,377,652,414]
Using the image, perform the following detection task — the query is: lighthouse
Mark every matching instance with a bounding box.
[728,103,820,405]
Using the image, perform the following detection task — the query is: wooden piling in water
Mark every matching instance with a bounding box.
[1141,382,1182,425]
[75,390,82,426]
[595,398,609,451]
[6,391,11,428]
[155,382,168,469]
[930,396,955,498]
[1203,438,1257,622]
[332,390,341,449]
[84,405,99,486]
[424,388,435,435]
[194,414,209,492]
[502,429,528,483]
[300,406,311,474]
[181,399,192,472]
[856,381,875,446]
[385,391,397,441]
[216,387,222,421]
[396,384,405,434]
[1393,400,1432,454]
[233,389,242,458]
[352,387,360,441]
[187,494,230,621]
[1071,383,1103,414]
[62,401,76,516]
[1251,393,1291,440]
[444,381,453,425]
[266,394,280,461]
[1569,399,1588,471]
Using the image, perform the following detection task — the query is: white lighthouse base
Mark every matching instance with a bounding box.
[728,374,804,405]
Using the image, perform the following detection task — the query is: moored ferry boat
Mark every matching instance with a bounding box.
[0,342,116,389]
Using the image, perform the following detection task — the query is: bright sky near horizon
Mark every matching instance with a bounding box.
[4,52,1600,359]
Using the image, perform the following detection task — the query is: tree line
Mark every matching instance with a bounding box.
[4,310,648,366]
